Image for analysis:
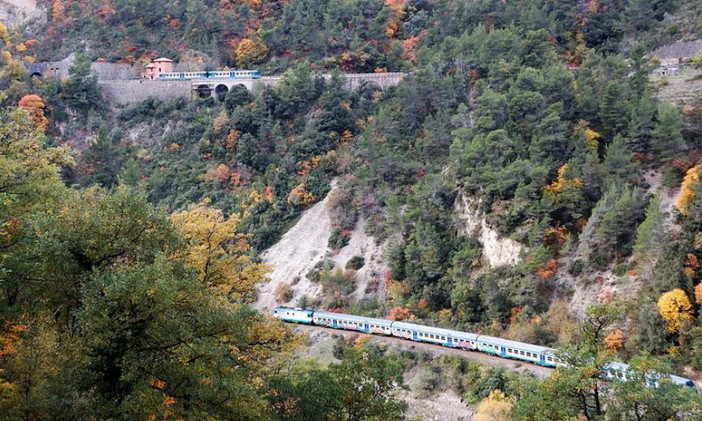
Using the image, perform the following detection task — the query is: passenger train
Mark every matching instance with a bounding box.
[158,70,261,81]
[272,306,697,390]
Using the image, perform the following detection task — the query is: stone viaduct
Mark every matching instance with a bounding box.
[24,58,407,105]
[100,72,407,105]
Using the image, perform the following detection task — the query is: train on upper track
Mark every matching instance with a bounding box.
[158,70,261,81]
[272,306,697,390]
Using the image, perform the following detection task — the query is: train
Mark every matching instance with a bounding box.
[272,306,697,390]
[158,70,261,81]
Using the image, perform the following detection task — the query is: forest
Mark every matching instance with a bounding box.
[3,0,702,419]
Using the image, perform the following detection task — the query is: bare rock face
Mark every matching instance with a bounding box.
[0,0,45,29]
[455,193,523,268]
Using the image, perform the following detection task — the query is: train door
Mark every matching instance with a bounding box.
[539,354,545,365]
[412,330,418,341]
[446,336,452,347]
[332,319,338,328]
[364,323,369,333]
[500,346,506,357]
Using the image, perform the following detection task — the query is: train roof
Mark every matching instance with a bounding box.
[476,335,555,354]
[392,321,479,340]
[313,310,393,327]
[273,306,313,313]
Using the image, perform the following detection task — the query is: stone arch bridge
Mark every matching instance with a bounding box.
[191,72,406,100]
[99,72,407,105]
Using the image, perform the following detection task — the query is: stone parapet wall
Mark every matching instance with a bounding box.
[99,80,191,105]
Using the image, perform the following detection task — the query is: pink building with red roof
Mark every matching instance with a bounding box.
[141,57,175,80]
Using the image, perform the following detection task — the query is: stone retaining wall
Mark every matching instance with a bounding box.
[99,80,191,105]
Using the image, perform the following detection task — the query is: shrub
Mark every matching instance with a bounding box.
[346,255,365,270]
[328,227,350,249]
[275,283,293,302]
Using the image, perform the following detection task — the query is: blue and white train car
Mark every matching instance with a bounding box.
[392,321,478,349]
[476,335,557,367]
[158,70,261,81]
[313,310,392,335]
[272,306,314,324]
[605,361,697,390]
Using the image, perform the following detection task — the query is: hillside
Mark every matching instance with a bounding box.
[3,0,702,419]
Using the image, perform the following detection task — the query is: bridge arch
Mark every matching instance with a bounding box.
[215,84,229,101]
[30,72,43,79]
[196,84,212,99]
[357,80,383,99]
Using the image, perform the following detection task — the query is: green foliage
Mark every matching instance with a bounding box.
[346,255,365,270]
[268,344,408,421]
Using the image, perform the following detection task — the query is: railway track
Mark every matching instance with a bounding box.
[291,323,555,379]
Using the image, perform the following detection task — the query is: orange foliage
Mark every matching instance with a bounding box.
[604,329,625,352]
[230,170,242,186]
[338,53,355,72]
[287,183,315,207]
[151,378,166,390]
[695,282,702,304]
[684,253,700,280]
[508,307,521,324]
[417,298,428,310]
[676,164,702,216]
[264,185,274,202]
[18,94,49,130]
[203,164,231,184]
[226,130,238,150]
[543,224,569,251]
[51,0,65,22]
[388,306,411,321]
[535,259,558,280]
[403,36,421,62]
[385,0,407,13]
[97,0,116,21]
[0,323,26,356]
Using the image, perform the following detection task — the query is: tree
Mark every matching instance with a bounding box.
[657,288,694,333]
[225,84,253,112]
[676,164,702,216]
[62,49,106,118]
[171,200,268,300]
[606,354,702,421]
[17,94,48,130]
[652,103,686,166]
[476,390,512,421]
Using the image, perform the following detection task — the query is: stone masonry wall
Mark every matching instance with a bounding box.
[99,80,191,105]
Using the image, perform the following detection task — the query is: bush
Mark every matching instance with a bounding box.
[569,259,584,276]
[328,228,350,249]
[275,283,293,302]
[346,256,365,270]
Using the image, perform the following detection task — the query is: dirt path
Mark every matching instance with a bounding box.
[291,324,554,379]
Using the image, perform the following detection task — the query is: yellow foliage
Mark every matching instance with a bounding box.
[583,128,601,149]
[657,288,694,333]
[476,390,512,421]
[235,37,269,67]
[171,200,269,299]
[0,22,10,46]
[543,164,583,202]
[676,164,702,216]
